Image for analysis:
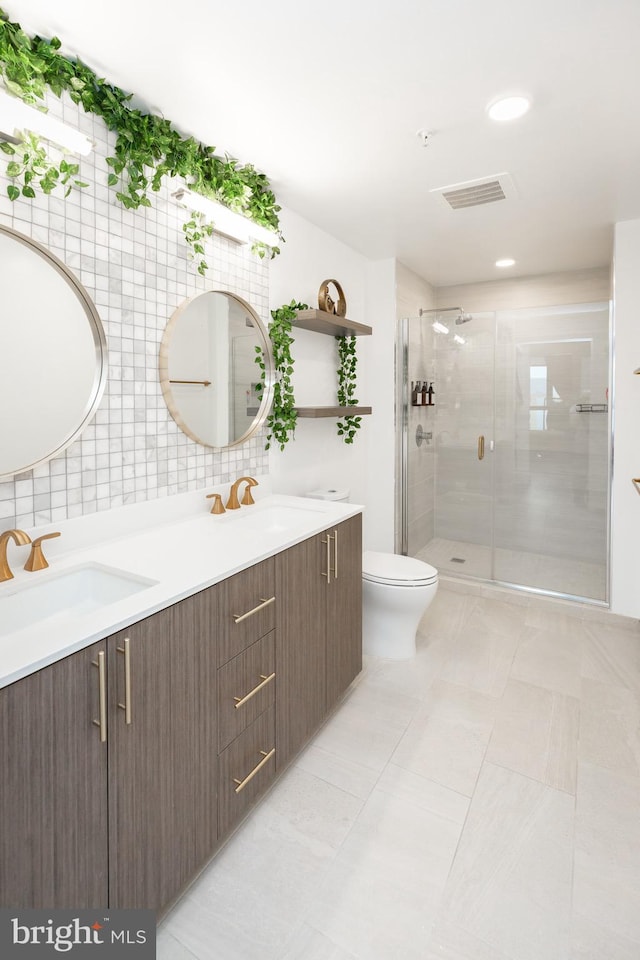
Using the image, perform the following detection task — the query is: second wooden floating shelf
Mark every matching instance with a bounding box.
[293,309,372,338]
[294,406,372,418]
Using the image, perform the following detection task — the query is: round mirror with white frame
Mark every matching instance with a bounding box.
[0,224,107,479]
[159,290,274,450]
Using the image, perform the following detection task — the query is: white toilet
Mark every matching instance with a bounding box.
[362,551,438,659]
[307,488,439,660]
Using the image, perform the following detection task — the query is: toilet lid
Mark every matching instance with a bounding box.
[362,551,438,586]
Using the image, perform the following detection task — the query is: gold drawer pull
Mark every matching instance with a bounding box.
[232,595,275,624]
[233,747,275,794]
[234,672,276,709]
[321,535,332,584]
[91,651,107,743]
[478,435,485,460]
[116,638,132,725]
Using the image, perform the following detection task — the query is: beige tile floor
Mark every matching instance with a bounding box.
[158,582,640,960]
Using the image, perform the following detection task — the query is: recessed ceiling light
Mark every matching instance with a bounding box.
[487,96,531,122]
[495,258,516,268]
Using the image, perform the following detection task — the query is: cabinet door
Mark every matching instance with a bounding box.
[0,641,108,908]
[107,588,217,911]
[275,533,326,769]
[326,514,363,708]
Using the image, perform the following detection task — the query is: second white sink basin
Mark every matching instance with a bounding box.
[234,504,330,534]
[0,563,158,638]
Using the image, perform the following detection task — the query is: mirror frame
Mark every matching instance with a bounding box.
[0,223,108,480]
[159,290,275,450]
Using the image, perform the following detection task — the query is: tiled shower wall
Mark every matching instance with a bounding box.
[0,88,270,531]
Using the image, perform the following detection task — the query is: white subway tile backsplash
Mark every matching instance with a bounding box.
[0,87,269,530]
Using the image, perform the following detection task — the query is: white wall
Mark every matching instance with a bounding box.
[268,206,396,550]
[611,220,640,617]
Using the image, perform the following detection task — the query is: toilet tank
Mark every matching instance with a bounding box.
[306,487,350,503]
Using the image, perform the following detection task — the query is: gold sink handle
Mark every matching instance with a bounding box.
[206,493,226,515]
[24,531,61,572]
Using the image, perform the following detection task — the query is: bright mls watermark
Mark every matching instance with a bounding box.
[0,910,155,957]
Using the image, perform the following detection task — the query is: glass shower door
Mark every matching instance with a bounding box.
[432,312,495,579]
[493,303,610,600]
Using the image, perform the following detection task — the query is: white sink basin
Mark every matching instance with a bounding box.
[0,563,158,637]
[234,504,329,534]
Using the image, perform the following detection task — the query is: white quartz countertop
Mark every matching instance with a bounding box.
[0,493,363,689]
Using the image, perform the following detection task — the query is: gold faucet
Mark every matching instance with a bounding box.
[0,529,32,582]
[225,476,259,510]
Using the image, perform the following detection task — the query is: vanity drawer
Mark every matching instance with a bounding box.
[218,705,276,838]
[216,557,276,666]
[217,631,275,753]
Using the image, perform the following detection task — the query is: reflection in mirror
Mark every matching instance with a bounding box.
[159,291,274,449]
[0,225,107,479]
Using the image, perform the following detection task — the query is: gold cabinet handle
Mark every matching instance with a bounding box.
[321,534,332,584]
[91,651,107,743]
[478,435,485,460]
[233,747,275,794]
[232,595,275,624]
[333,528,338,580]
[116,638,132,725]
[233,672,276,709]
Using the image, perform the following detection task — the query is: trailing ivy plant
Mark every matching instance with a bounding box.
[182,211,214,277]
[0,8,282,265]
[254,300,308,451]
[0,131,87,198]
[336,335,362,443]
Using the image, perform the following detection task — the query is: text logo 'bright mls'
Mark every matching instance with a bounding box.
[0,909,155,956]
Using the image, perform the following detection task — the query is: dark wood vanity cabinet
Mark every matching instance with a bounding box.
[107,589,217,910]
[275,513,362,769]
[0,640,109,909]
[0,515,361,913]
[0,589,217,913]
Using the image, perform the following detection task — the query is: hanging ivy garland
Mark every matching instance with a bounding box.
[254,300,308,451]
[0,8,282,271]
[336,335,362,443]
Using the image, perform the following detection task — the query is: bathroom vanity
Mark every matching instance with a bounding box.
[0,495,363,914]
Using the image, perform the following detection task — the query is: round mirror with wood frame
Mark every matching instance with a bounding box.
[159,290,274,450]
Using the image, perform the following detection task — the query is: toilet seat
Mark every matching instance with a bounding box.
[362,551,438,587]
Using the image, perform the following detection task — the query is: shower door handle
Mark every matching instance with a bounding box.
[477,435,485,460]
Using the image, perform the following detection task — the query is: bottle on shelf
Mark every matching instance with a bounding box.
[421,381,428,405]
[427,382,434,406]
[411,381,418,406]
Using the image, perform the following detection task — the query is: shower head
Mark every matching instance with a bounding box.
[455,313,472,325]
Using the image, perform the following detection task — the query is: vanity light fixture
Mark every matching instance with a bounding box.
[432,321,449,334]
[0,88,94,156]
[487,96,531,123]
[495,258,516,268]
[172,187,279,248]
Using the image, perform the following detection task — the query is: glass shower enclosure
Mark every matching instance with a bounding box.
[398,301,611,602]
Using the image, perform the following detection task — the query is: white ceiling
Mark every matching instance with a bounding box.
[8,0,640,286]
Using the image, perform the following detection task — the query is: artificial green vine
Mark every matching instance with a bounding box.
[254,300,308,451]
[0,9,282,265]
[336,335,362,443]
[182,212,214,277]
[0,131,87,198]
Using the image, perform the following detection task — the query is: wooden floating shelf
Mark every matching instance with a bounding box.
[293,309,372,338]
[294,405,372,418]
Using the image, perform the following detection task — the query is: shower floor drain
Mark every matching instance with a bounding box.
[450,557,466,563]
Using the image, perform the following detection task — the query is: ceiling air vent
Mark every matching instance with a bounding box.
[430,173,516,210]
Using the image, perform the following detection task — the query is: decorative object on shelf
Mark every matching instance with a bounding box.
[336,334,362,443]
[0,9,282,269]
[318,279,347,317]
[255,300,309,451]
